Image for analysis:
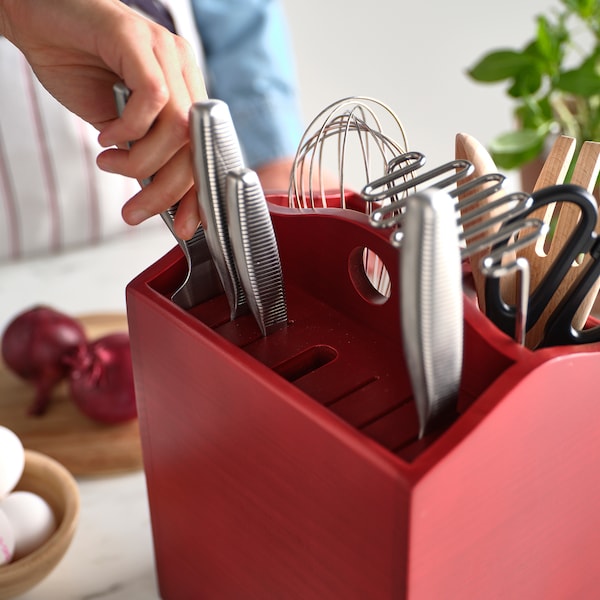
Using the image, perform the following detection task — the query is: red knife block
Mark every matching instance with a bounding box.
[126,195,600,600]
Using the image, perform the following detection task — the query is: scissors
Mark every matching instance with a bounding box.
[484,184,600,348]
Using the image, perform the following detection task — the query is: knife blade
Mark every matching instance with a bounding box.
[398,187,463,438]
[225,167,287,336]
[190,100,247,319]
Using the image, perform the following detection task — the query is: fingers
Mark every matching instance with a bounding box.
[171,187,203,240]
[121,181,200,241]
[96,35,196,180]
[4,0,207,241]
[96,22,208,239]
[98,14,206,148]
[119,144,200,240]
[97,79,169,148]
[96,15,170,145]
[96,101,189,182]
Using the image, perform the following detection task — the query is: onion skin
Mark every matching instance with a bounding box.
[68,332,137,424]
[1,306,87,415]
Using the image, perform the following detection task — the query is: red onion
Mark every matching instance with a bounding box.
[67,332,137,424]
[1,306,87,415]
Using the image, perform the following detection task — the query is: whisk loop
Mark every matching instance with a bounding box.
[289,97,410,209]
[288,96,412,299]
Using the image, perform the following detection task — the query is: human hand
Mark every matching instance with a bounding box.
[0,0,207,239]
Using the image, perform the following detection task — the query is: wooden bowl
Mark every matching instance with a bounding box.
[0,449,80,598]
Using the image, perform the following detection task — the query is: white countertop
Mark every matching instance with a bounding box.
[1,223,174,600]
[16,472,160,600]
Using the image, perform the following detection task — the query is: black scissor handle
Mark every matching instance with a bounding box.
[484,184,598,338]
[540,236,600,347]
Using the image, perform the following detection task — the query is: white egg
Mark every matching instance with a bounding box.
[0,426,25,499]
[0,491,57,560]
[0,507,15,565]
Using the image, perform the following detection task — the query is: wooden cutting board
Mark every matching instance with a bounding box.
[0,313,144,477]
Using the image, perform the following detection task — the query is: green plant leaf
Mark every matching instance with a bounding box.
[557,55,600,95]
[508,68,543,97]
[561,0,596,20]
[515,96,554,129]
[535,15,560,65]
[489,129,546,170]
[466,0,600,170]
[468,50,536,82]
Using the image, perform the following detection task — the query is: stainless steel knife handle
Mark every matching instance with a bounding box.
[226,167,287,336]
[190,100,247,319]
[398,187,463,438]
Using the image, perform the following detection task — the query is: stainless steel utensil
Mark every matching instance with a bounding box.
[113,82,219,309]
[451,181,546,346]
[289,96,410,210]
[226,167,287,336]
[288,97,411,300]
[455,132,509,311]
[397,187,463,438]
[365,157,474,225]
[466,216,547,345]
[190,99,247,319]
[377,164,547,347]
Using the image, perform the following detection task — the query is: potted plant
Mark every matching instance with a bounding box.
[466,0,600,188]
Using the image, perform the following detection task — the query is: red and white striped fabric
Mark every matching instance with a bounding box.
[0,0,203,263]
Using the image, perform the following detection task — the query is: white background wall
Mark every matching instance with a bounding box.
[281,0,555,189]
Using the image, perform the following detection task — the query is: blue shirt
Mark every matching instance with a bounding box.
[190,0,304,169]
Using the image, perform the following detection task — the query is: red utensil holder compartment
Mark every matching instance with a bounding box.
[126,195,600,600]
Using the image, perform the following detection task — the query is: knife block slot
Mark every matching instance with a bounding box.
[272,345,338,382]
[127,192,600,599]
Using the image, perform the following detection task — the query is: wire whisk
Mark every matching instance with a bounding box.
[287,97,413,299]
[288,97,410,210]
